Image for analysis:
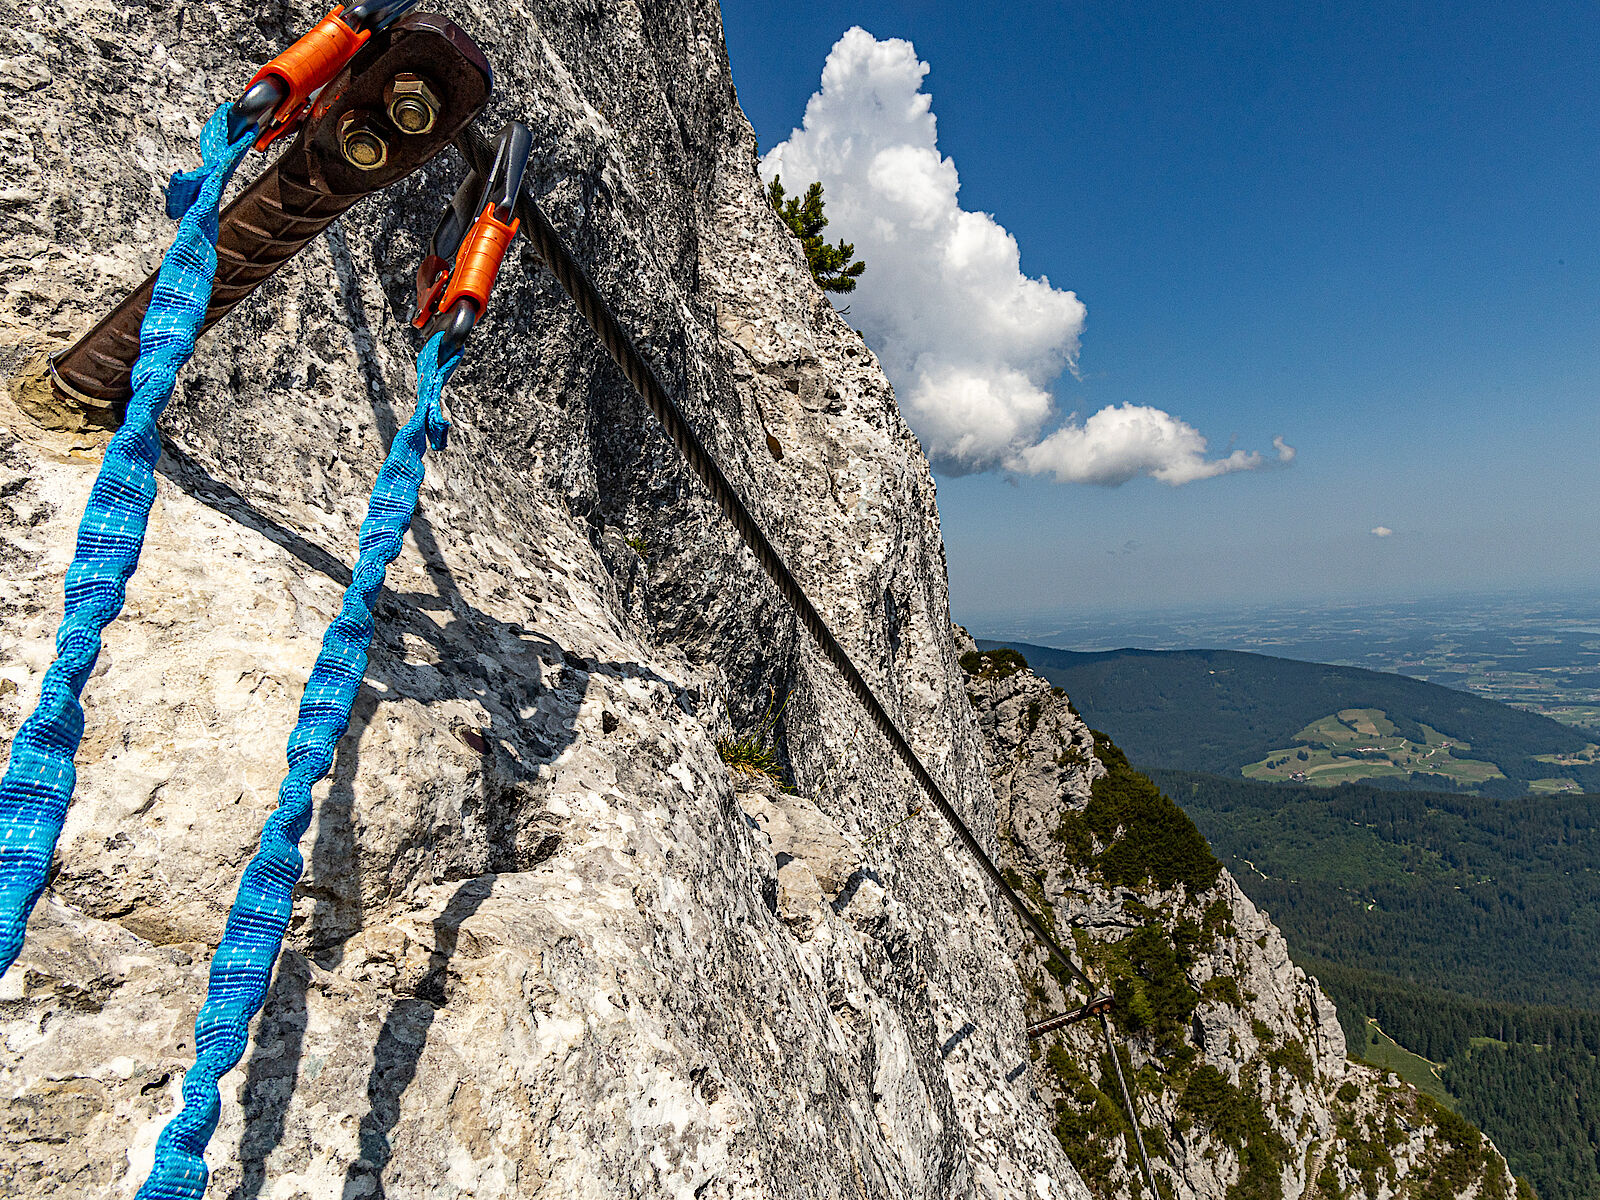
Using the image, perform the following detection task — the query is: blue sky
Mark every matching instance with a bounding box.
[720,2,1600,631]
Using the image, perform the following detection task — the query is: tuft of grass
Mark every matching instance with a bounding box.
[717,735,782,780]
[624,534,650,557]
[716,691,789,787]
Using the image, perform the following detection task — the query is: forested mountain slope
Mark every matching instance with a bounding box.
[959,640,1520,1200]
[983,643,1594,795]
[1154,771,1600,1008]
[1161,769,1600,1199]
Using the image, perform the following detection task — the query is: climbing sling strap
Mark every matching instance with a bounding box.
[0,10,491,979]
[135,123,530,1198]
[136,334,458,1200]
[0,106,255,977]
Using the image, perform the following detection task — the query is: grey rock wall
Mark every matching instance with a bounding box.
[0,1,1522,1197]
[0,0,1084,1196]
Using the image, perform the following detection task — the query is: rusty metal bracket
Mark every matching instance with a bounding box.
[1026,993,1116,1039]
[48,12,491,426]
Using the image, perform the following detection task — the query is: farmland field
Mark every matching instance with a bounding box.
[1241,708,1505,788]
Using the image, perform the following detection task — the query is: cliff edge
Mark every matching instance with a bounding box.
[960,635,1522,1199]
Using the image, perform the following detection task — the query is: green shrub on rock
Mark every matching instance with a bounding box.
[1082,733,1223,892]
[959,647,1030,680]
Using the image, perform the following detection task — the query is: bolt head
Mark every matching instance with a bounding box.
[385,73,440,135]
[339,111,389,171]
[344,129,388,169]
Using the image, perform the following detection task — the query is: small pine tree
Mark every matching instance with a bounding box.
[766,177,866,294]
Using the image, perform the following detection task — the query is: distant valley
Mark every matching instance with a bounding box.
[980,641,1600,796]
[975,589,1600,734]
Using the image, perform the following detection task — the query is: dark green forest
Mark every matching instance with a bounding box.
[1310,961,1600,1200]
[1152,770,1600,1007]
[1152,768,1600,1199]
[988,642,1596,792]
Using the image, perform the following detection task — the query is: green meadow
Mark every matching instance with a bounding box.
[1242,708,1505,788]
[1360,1021,1457,1108]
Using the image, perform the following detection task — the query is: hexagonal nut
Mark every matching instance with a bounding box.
[385,73,440,136]
[338,111,389,171]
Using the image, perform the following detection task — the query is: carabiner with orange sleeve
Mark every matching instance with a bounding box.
[413,120,533,356]
[228,0,419,149]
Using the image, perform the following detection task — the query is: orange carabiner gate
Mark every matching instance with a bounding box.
[438,204,521,316]
[412,120,532,355]
[245,7,371,149]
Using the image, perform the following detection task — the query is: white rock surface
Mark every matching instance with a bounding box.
[0,1,1088,1196]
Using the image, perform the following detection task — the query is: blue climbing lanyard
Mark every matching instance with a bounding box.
[132,121,529,1198]
[135,333,457,1200]
[0,94,520,1194]
[0,105,253,977]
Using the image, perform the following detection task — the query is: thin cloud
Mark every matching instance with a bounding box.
[761,28,1290,487]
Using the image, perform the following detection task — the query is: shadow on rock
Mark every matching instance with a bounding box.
[340,873,498,1198]
[187,232,690,1193]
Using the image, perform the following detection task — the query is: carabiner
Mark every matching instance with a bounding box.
[227,0,421,149]
[413,121,532,356]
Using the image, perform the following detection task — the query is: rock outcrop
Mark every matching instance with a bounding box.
[3,0,1076,1195]
[959,634,1521,1200]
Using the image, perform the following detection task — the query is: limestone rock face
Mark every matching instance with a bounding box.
[0,1,1091,1197]
[959,634,1520,1200]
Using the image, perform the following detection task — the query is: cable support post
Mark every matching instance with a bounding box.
[461,124,1163,1199]
[1026,992,1115,1039]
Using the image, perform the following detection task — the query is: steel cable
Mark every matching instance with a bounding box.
[461,130,1162,1199]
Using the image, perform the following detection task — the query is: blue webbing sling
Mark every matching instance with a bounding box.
[137,333,457,1199]
[0,105,253,975]
[0,100,462,1196]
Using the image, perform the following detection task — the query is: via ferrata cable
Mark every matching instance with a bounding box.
[0,105,253,978]
[460,128,1166,1200]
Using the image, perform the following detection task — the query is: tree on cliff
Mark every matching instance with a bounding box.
[766,178,866,294]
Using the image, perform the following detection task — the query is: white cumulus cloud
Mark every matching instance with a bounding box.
[1013,404,1267,486]
[761,28,1290,486]
[1371,526,1394,538]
